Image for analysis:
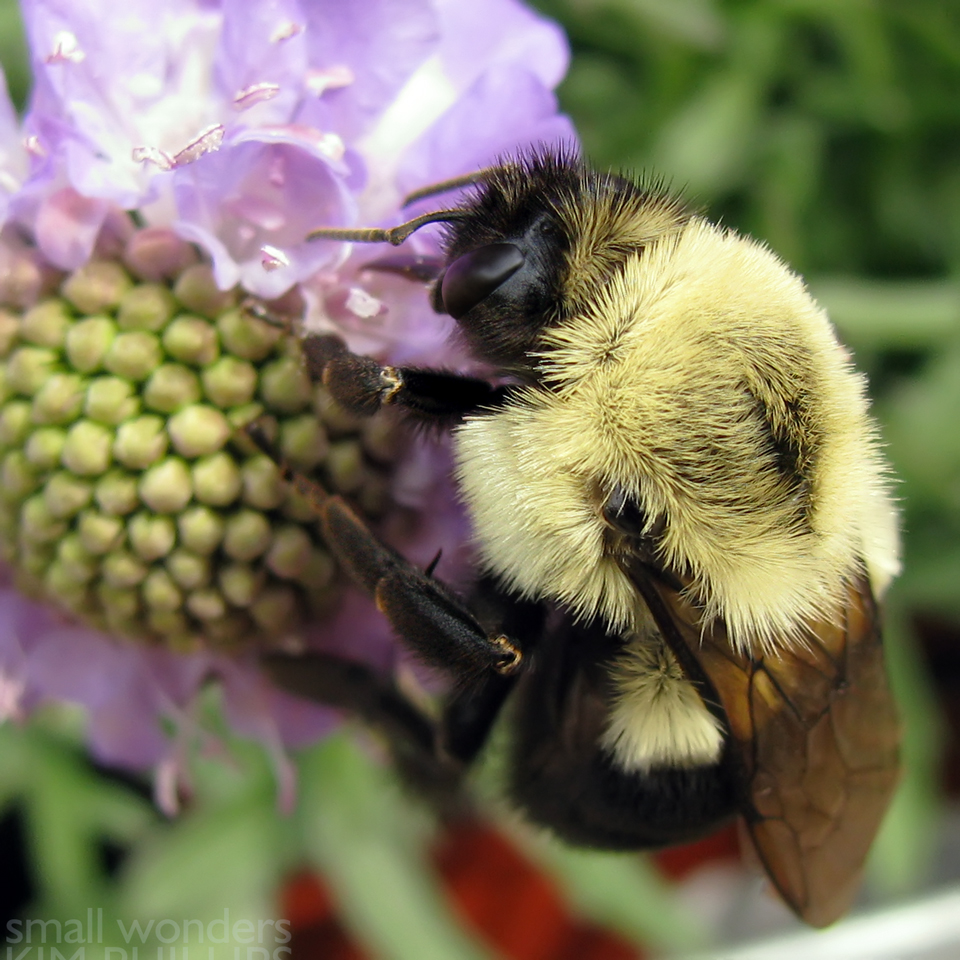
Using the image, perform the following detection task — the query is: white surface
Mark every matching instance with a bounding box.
[684,885,960,960]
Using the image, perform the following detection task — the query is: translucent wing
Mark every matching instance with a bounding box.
[632,570,901,927]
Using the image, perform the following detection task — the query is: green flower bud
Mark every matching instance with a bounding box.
[325,438,363,493]
[7,346,58,395]
[0,310,20,357]
[0,400,32,446]
[217,307,281,361]
[219,562,261,607]
[32,372,86,425]
[204,612,251,646]
[62,420,113,476]
[166,548,210,590]
[259,355,311,413]
[45,560,91,608]
[94,470,140,516]
[117,283,176,331]
[65,316,117,373]
[141,567,183,612]
[147,609,191,641]
[102,549,149,588]
[61,260,132,314]
[223,509,272,561]
[24,427,67,471]
[114,415,169,469]
[43,471,93,519]
[250,584,298,633]
[104,330,163,381]
[192,451,241,506]
[280,414,328,471]
[128,512,176,561]
[0,235,408,653]
[298,547,336,589]
[201,355,258,408]
[185,587,226,621]
[85,376,141,425]
[139,457,192,513]
[2,450,38,501]
[266,524,312,579]
[177,505,225,554]
[227,403,263,432]
[21,542,54,579]
[77,510,125,554]
[97,582,140,627]
[143,363,201,413]
[20,299,72,349]
[240,455,285,510]
[280,485,317,522]
[56,534,98,583]
[162,315,220,366]
[21,494,68,543]
[168,404,231,458]
[174,264,236,318]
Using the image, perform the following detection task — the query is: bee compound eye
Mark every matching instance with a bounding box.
[440,242,525,319]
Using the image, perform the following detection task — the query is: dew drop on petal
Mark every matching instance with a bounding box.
[172,124,225,167]
[46,30,85,64]
[233,82,282,111]
[345,287,384,319]
[313,132,346,163]
[260,245,290,272]
[24,135,46,159]
[305,65,355,98]
[270,21,303,43]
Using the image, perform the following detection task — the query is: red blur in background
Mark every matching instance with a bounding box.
[281,821,742,960]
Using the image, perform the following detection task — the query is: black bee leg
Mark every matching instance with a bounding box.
[302,334,510,428]
[262,651,470,814]
[263,651,435,754]
[442,671,517,763]
[247,426,524,680]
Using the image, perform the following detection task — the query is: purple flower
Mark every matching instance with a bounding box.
[0,0,575,809]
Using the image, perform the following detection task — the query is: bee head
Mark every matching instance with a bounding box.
[430,151,689,374]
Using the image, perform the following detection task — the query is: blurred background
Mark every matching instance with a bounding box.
[2,0,959,957]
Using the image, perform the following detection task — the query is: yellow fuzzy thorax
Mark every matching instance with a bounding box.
[454,218,899,655]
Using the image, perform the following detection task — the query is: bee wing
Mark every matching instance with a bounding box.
[633,571,901,927]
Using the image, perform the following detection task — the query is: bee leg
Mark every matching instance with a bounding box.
[262,651,470,815]
[248,425,525,680]
[303,334,511,428]
[442,671,517,763]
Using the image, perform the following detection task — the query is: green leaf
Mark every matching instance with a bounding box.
[811,278,960,349]
[515,830,710,953]
[298,733,494,960]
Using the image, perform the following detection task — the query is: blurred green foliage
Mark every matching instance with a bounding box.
[3,0,960,956]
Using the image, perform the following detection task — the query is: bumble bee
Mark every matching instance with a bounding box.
[262,150,901,928]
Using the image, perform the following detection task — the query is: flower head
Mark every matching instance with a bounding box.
[0,0,574,806]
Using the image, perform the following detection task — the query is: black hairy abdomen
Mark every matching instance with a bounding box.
[507,616,739,849]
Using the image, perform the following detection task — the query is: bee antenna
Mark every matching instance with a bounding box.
[401,167,498,207]
[307,210,465,246]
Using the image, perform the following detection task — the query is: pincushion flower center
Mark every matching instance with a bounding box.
[0,227,399,652]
